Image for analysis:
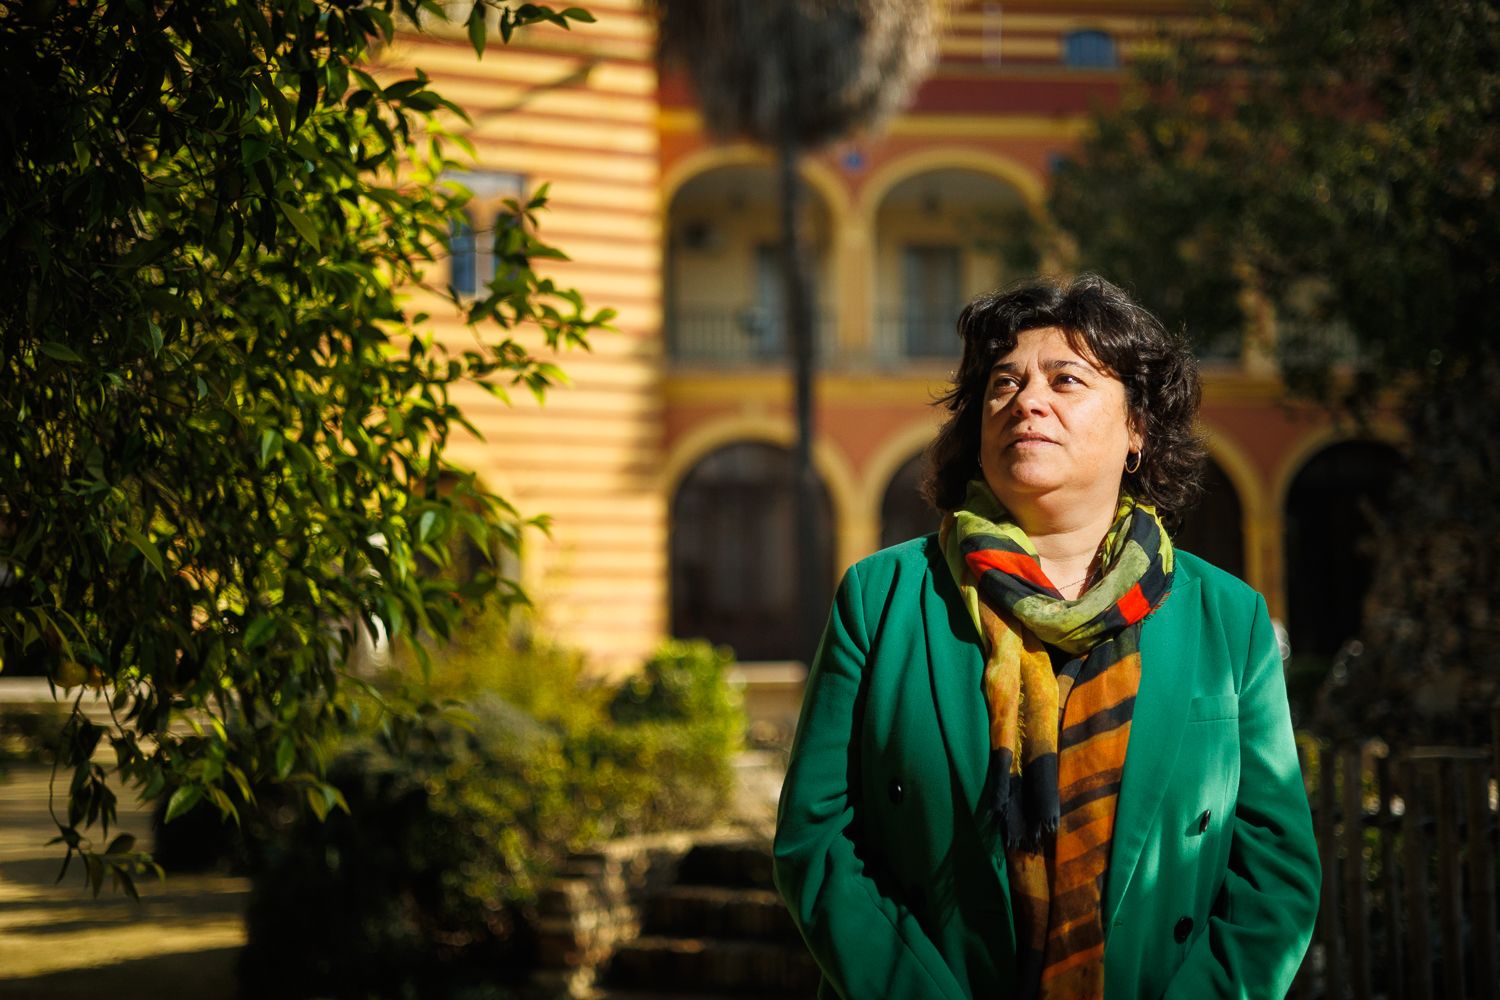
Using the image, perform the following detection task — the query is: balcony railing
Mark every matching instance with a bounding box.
[665,306,1267,372]
[873,307,962,366]
[666,307,839,367]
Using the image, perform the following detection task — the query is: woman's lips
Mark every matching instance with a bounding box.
[1008,433,1057,448]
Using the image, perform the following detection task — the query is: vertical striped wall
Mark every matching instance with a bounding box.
[383,2,665,673]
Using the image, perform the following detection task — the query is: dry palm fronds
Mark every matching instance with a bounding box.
[654,0,937,150]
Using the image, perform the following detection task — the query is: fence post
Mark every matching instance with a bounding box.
[1322,744,1346,1000]
[1376,753,1403,999]
[1436,758,1467,999]
[1467,757,1498,1000]
[1342,746,1371,999]
[1403,757,1433,1000]
[1293,738,1317,1000]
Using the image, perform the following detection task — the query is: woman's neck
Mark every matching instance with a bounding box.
[1013,500,1117,600]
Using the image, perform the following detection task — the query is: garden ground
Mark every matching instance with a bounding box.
[0,765,247,999]
[0,753,785,999]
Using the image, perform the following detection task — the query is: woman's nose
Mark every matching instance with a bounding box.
[1011,377,1049,415]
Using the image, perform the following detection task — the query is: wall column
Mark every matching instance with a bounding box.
[835,221,873,364]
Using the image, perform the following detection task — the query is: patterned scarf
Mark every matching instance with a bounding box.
[940,479,1173,1000]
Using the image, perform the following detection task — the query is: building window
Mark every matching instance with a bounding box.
[901,244,963,358]
[449,210,478,298]
[1063,29,1118,69]
[443,169,525,298]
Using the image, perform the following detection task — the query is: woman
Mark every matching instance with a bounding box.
[773,274,1319,999]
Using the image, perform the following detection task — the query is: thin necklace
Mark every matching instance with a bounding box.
[1056,559,1101,594]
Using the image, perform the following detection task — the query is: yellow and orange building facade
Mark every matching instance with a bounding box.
[384,1,1400,672]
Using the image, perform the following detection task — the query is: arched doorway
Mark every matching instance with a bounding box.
[670,443,834,662]
[1284,440,1402,658]
[879,451,936,549]
[1173,459,1245,579]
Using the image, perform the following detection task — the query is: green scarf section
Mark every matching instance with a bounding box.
[942,479,1174,654]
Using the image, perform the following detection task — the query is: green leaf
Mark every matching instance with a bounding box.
[254,72,293,137]
[467,6,488,57]
[163,785,202,824]
[105,833,136,855]
[416,509,437,544]
[39,342,83,364]
[85,853,104,897]
[120,525,165,578]
[278,204,322,251]
[238,0,273,49]
[305,784,333,821]
[259,429,282,466]
[295,70,319,127]
[115,867,140,901]
[275,736,295,779]
[243,616,276,650]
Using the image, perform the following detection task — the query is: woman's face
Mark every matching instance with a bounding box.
[977,325,1141,518]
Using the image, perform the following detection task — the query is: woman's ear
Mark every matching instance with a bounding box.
[1127,412,1146,457]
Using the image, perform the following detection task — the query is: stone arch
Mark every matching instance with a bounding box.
[1173,456,1246,580]
[858,148,1046,219]
[661,144,851,223]
[664,155,846,365]
[1184,423,1269,587]
[861,155,1039,364]
[878,451,935,549]
[661,415,861,568]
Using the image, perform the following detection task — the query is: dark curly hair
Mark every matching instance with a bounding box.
[922,273,1206,523]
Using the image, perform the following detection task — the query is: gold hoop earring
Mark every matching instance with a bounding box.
[1124,451,1142,475]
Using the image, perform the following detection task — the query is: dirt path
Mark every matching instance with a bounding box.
[0,765,248,999]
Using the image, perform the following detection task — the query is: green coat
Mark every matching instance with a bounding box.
[773,535,1320,999]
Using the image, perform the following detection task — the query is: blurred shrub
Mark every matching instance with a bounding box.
[416,606,610,735]
[601,639,743,831]
[239,696,581,1000]
[0,702,68,767]
[236,611,745,998]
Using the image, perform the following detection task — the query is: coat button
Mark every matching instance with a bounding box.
[1174,916,1193,943]
[1198,809,1211,834]
[888,779,904,804]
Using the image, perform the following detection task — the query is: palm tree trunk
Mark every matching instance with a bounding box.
[779,90,820,661]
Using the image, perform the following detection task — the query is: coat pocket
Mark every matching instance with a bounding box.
[1185,693,1239,722]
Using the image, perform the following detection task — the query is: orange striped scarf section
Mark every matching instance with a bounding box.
[942,480,1173,1000]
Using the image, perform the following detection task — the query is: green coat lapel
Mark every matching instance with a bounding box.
[1103,576,1202,926]
[922,545,988,814]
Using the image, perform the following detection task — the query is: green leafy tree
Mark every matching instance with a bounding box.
[0,0,609,893]
[1038,0,1500,740]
